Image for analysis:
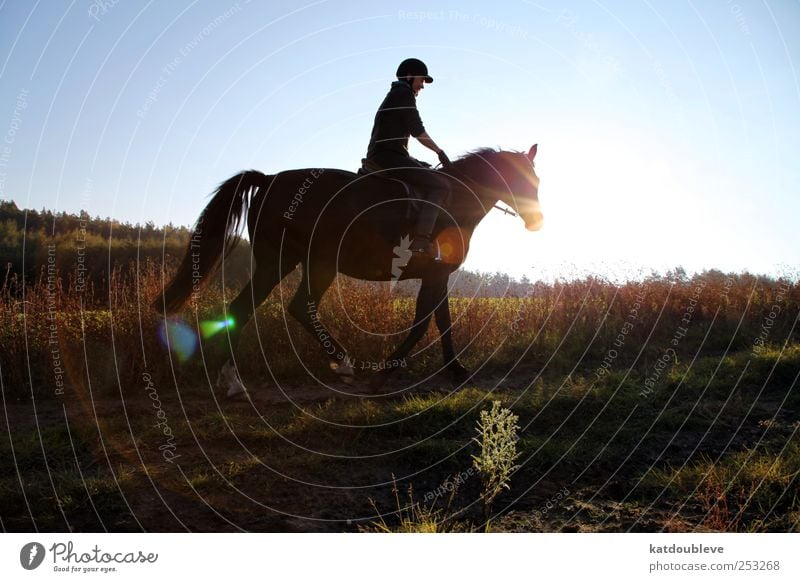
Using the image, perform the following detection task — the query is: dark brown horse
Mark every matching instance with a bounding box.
[154,145,542,396]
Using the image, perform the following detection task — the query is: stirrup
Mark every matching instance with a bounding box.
[408,238,441,262]
[409,235,433,256]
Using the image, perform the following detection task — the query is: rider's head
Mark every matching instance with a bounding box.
[396,58,433,96]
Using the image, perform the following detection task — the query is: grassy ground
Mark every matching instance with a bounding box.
[1,264,798,531]
[1,345,797,532]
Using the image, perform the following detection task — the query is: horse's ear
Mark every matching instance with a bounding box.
[526,144,538,162]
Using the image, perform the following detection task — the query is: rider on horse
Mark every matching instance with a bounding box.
[364,58,452,260]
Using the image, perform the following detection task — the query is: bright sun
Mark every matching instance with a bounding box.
[463,130,712,280]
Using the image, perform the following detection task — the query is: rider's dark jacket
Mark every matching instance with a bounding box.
[365,80,426,169]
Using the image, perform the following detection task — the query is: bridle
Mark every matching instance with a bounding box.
[435,163,520,219]
[492,203,518,218]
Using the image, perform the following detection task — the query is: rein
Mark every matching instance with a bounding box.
[436,163,519,219]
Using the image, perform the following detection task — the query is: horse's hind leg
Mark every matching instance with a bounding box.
[370,270,444,389]
[288,261,355,383]
[217,247,298,397]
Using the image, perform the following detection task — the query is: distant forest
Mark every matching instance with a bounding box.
[0,201,540,300]
[0,200,253,298]
[0,200,191,270]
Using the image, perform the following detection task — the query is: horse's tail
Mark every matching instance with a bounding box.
[154,170,271,313]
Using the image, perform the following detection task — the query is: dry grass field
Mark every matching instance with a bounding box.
[1,260,798,532]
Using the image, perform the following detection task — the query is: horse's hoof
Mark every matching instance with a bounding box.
[217,361,248,399]
[226,385,248,399]
[330,359,355,384]
[447,362,471,385]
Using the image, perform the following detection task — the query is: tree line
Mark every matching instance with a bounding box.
[0,200,251,299]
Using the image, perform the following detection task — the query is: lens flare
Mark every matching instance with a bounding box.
[434,227,468,264]
[200,316,235,339]
[157,318,198,362]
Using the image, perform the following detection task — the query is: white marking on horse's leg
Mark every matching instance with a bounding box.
[329,358,355,384]
[217,360,248,398]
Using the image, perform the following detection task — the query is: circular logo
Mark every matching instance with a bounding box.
[20,542,46,570]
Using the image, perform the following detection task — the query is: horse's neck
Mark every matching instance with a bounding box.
[451,189,497,233]
[447,166,500,229]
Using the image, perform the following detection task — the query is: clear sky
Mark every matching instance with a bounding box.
[1,0,798,280]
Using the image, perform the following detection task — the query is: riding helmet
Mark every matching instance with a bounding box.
[396,58,433,83]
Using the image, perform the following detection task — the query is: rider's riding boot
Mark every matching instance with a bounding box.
[409,190,445,261]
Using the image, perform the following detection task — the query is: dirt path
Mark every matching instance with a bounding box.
[3,360,796,532]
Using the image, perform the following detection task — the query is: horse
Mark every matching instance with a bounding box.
[153,144,542,397]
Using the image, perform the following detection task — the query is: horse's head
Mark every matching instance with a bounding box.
[500,144,542,231]
[451,145,543,231]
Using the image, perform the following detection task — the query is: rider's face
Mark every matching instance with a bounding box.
[410,76,425,96]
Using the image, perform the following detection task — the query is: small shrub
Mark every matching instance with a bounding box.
[472,400,520,529]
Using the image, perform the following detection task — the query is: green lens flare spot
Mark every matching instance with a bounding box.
[200,316,235,339]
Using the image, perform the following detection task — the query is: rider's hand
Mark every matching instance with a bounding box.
[438,150,451,167]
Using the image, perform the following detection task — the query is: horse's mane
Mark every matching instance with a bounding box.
[449,147,528,183]
[454,147,504,164]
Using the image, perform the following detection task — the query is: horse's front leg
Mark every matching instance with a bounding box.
[433,285,471,384]
[370,268,445,389]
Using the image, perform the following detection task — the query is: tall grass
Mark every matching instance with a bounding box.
[2,258,798,401]
[641,442,800,531]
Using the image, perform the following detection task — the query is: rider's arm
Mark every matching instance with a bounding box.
[397,87,444,156]
[415,131,442,154]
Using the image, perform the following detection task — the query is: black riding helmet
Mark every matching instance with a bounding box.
[396,58,433,83]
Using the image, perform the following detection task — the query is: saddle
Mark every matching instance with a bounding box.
[358,158,422,216]
[357,159,445,262]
